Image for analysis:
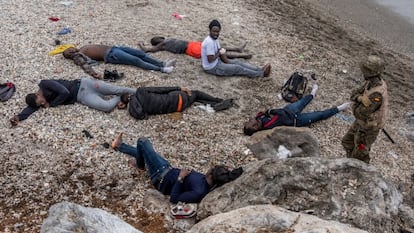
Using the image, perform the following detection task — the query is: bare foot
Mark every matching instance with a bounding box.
[111,132,123,150]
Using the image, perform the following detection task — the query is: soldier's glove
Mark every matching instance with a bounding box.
[357,96,371,107]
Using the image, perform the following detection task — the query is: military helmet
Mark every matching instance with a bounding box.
[360,55,385,77]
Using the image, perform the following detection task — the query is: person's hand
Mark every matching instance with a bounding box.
[181,87,192,96]
[10,116,19,126]
[219,48,226,55]
[138,42,145,49]
[42,102,50,108]
[93,73,102,79]
[178,169,191,181]
[357,96,371,107]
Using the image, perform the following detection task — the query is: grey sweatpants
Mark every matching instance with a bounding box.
[77,78,135,112]
[204,59,264,78]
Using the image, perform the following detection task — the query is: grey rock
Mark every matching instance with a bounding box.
[246,126,320,160]
[188,205,368,233]
[199,157,403,233]
[40,201,142,233]
[399,205,414,231]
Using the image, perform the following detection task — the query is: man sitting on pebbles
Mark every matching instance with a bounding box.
[139,36,252,59]
[110,133,243,204]
[201,19,271,78]
[117,86,234,120]
[62,44,177,78]
[10,78,135,126]
[243,84,351,135]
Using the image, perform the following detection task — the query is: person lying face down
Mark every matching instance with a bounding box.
[62,44,177,78]
[117,86,235,119]
[111,133,243,203]
[243,84,351,136]
[139,36,252,59]
[9,78,135,126]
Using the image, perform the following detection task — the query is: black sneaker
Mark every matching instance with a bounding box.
[213,98,234,111]
[111,70,124,80]
[103,69,124,82]
[104,69,112,80]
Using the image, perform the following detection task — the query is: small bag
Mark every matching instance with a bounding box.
[0,82,16,102]
[281,72,308,103]
[170,203,197,219]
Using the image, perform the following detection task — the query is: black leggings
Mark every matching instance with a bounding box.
[182,90,223,109]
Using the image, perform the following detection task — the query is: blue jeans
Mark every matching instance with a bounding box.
[77,78,136,112]
[105,46,164,71]
[205,59,264,78]
[284,95,339,127]
[118,137,171,182]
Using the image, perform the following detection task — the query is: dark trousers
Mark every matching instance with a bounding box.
[182,90,223,109]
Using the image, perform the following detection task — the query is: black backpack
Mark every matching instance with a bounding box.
[0,82,16,102]
[281,72,308,103]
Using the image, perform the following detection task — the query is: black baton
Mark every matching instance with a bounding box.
[382,129,395,144]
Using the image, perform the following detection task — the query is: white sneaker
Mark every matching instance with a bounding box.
[311,84,318,96]
[337,102,351,111]
[162,66,174,73]
[165,59,177,67]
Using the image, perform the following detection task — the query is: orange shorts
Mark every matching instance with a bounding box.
[176,94,183,112]
[185,41,202,59]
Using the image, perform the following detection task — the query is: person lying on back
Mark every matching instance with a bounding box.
[111,133,243,204]
[243,84,351,135]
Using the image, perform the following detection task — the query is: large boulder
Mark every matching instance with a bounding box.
[40,201,142,233]
[246,126,320,160]
[188,205,368,233]
[399,205,414,233]
[198,157,403,233]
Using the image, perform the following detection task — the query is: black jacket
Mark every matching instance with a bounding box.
[129,86,184,120]
[17,79,80,121]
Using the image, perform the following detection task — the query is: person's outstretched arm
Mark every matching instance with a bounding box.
[10,106,39,126]
[73,53,102,79]
[139,42,165,53]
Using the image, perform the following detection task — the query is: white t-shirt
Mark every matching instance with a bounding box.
[201,36,220,70]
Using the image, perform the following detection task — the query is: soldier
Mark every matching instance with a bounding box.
[342,55,389,163]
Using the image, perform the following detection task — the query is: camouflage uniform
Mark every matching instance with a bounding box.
[342,55,389,163]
